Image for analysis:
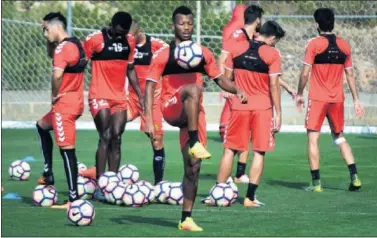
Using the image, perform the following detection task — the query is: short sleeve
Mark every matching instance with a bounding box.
[146,47,169,83]
[260,46,282,75]
[151,37,168,54]
[84,31,103,58]
[202,47,222,80]
[127,34,136,64]
[342,41,353,69]
[303,40,316,66]
[222,29,243,53]
[53,42,79,71]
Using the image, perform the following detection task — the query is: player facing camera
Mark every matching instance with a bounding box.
[172,6,194,41]
[109,11,133,38]
[314,8,335,34]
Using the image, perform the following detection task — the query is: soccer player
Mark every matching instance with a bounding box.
[38,12,88,208]
[296,8,365,192]
[127,20,168,185]
[216,21,286,207]
[144,5,246,232]
[80,12,144,195]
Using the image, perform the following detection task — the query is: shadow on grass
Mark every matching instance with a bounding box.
[267,180,344,191]
[110,215,177,228]
[199,173,217,180]
[357,135,377,140]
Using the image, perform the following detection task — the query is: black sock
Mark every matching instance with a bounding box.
[348,164,357,178]
[36,123,53,175]
[311,169,320,180]
[235,162,246,178]
[188,130,199,147]
[181,211,192,222]
[60,148,78,202]
[153,148,165,185]
[246,183,258,201]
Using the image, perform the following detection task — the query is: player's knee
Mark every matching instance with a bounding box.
[112,128,124,139]
[100,129,112,144]
[37,120,52,131]
[333,136,346,146]
[152,136,163,150]
[187,85,202,99]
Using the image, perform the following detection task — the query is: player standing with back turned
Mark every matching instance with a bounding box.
[296,8,365,192]
[144,6,247,232]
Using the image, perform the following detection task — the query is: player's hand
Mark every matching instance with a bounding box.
[287,88,297,100]
[273,113,282,133]
[139,96,145,114]
[223,91,234,99]
[144,119,155,140]
[236,89,248,104]
[296,94,305,112]
[354,100,365,118]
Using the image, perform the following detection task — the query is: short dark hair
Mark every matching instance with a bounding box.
[314,8,335,32]
[172,6,193,23]
[43,12,67,29]
[111,11,133,31]
[244,5,264,24]
[259,21,286,39]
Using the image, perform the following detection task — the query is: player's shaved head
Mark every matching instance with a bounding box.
[172,6,194,23]
[314,8,335,32]
[43,12,67,29]
[111,11,132,33]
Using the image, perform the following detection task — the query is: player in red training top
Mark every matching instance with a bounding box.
[296,8,365,192]
[80,12,144,197]
[128,21,168,185]
[36,12,88,209]
[216,21,286,207]
[144,6,246,232]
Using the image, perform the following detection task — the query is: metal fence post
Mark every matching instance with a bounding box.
[67,0,72,35]
[196,0,201,45]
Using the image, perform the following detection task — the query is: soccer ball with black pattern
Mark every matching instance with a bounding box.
[104,181,127,205]
[77,162,87,171]
[77,175,96,200]
[166,182,183,205]
[122,184,145,207]
[174,40,203,69]
[117,164,139,184]
[32,185,57,207]
[227,181,239,204]
[137,180,155,204]
[98,171,120,191]
[154,181,171,203]
[209,183,234,207]
[9,160,31,181]
[67,200,95,226]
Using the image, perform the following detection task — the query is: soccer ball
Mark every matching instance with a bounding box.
[174,40,203,69]
[32,185,58,207]
[98,171,120,191]
[67,200,95,226]
[154,181,171,203]
[77,162,87,171]
[118,164,139,184]
[77,176,96,200]
[104,182,127,205]
[166,182,183,205]
[227,181,239,204]
[137,180,155,204]
[122,184,145,207]
[209,183,234,207]
[9,160,31,181]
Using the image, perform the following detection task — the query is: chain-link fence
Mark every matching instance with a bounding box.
[2,1,377,127]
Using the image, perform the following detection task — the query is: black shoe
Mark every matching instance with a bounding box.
[37,172,55,185]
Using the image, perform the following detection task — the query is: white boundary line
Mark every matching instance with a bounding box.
[2,121,377,134]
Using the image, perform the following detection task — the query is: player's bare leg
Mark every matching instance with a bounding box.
[179,84,211,160]
[51,144,79,209]
[109,110,127,172]
[332,131,361,191]
[234,150,249,183]
[36,119,54,185]
[244,151,266,207]
[306,130,323,192]
[217,148,237,183]
[179,143,203,231]
[151,134,165,185]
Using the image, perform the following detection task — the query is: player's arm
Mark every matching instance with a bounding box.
[127,63,144,108]
[51,42,72,103]
[279,76,296,99]
[51,68,64,100]
[270,74,282,132]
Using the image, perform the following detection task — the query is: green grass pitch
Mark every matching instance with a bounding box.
[1,129,377,236]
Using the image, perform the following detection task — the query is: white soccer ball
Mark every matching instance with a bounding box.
[77,176,96,200]
[209,183,234,207]
[9,160,31,181]
[154,181,171,203]
[227,181,239,204]
[67,200,95,226]
[166,182,183,205]
[77,162,87,171]
[98,171,120,191]
[122,184,145,207]
[174,40,203,69]
[32,185,58,207]
[137,180,155,204]
[117,164,139,184]
[104,182,127,205]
